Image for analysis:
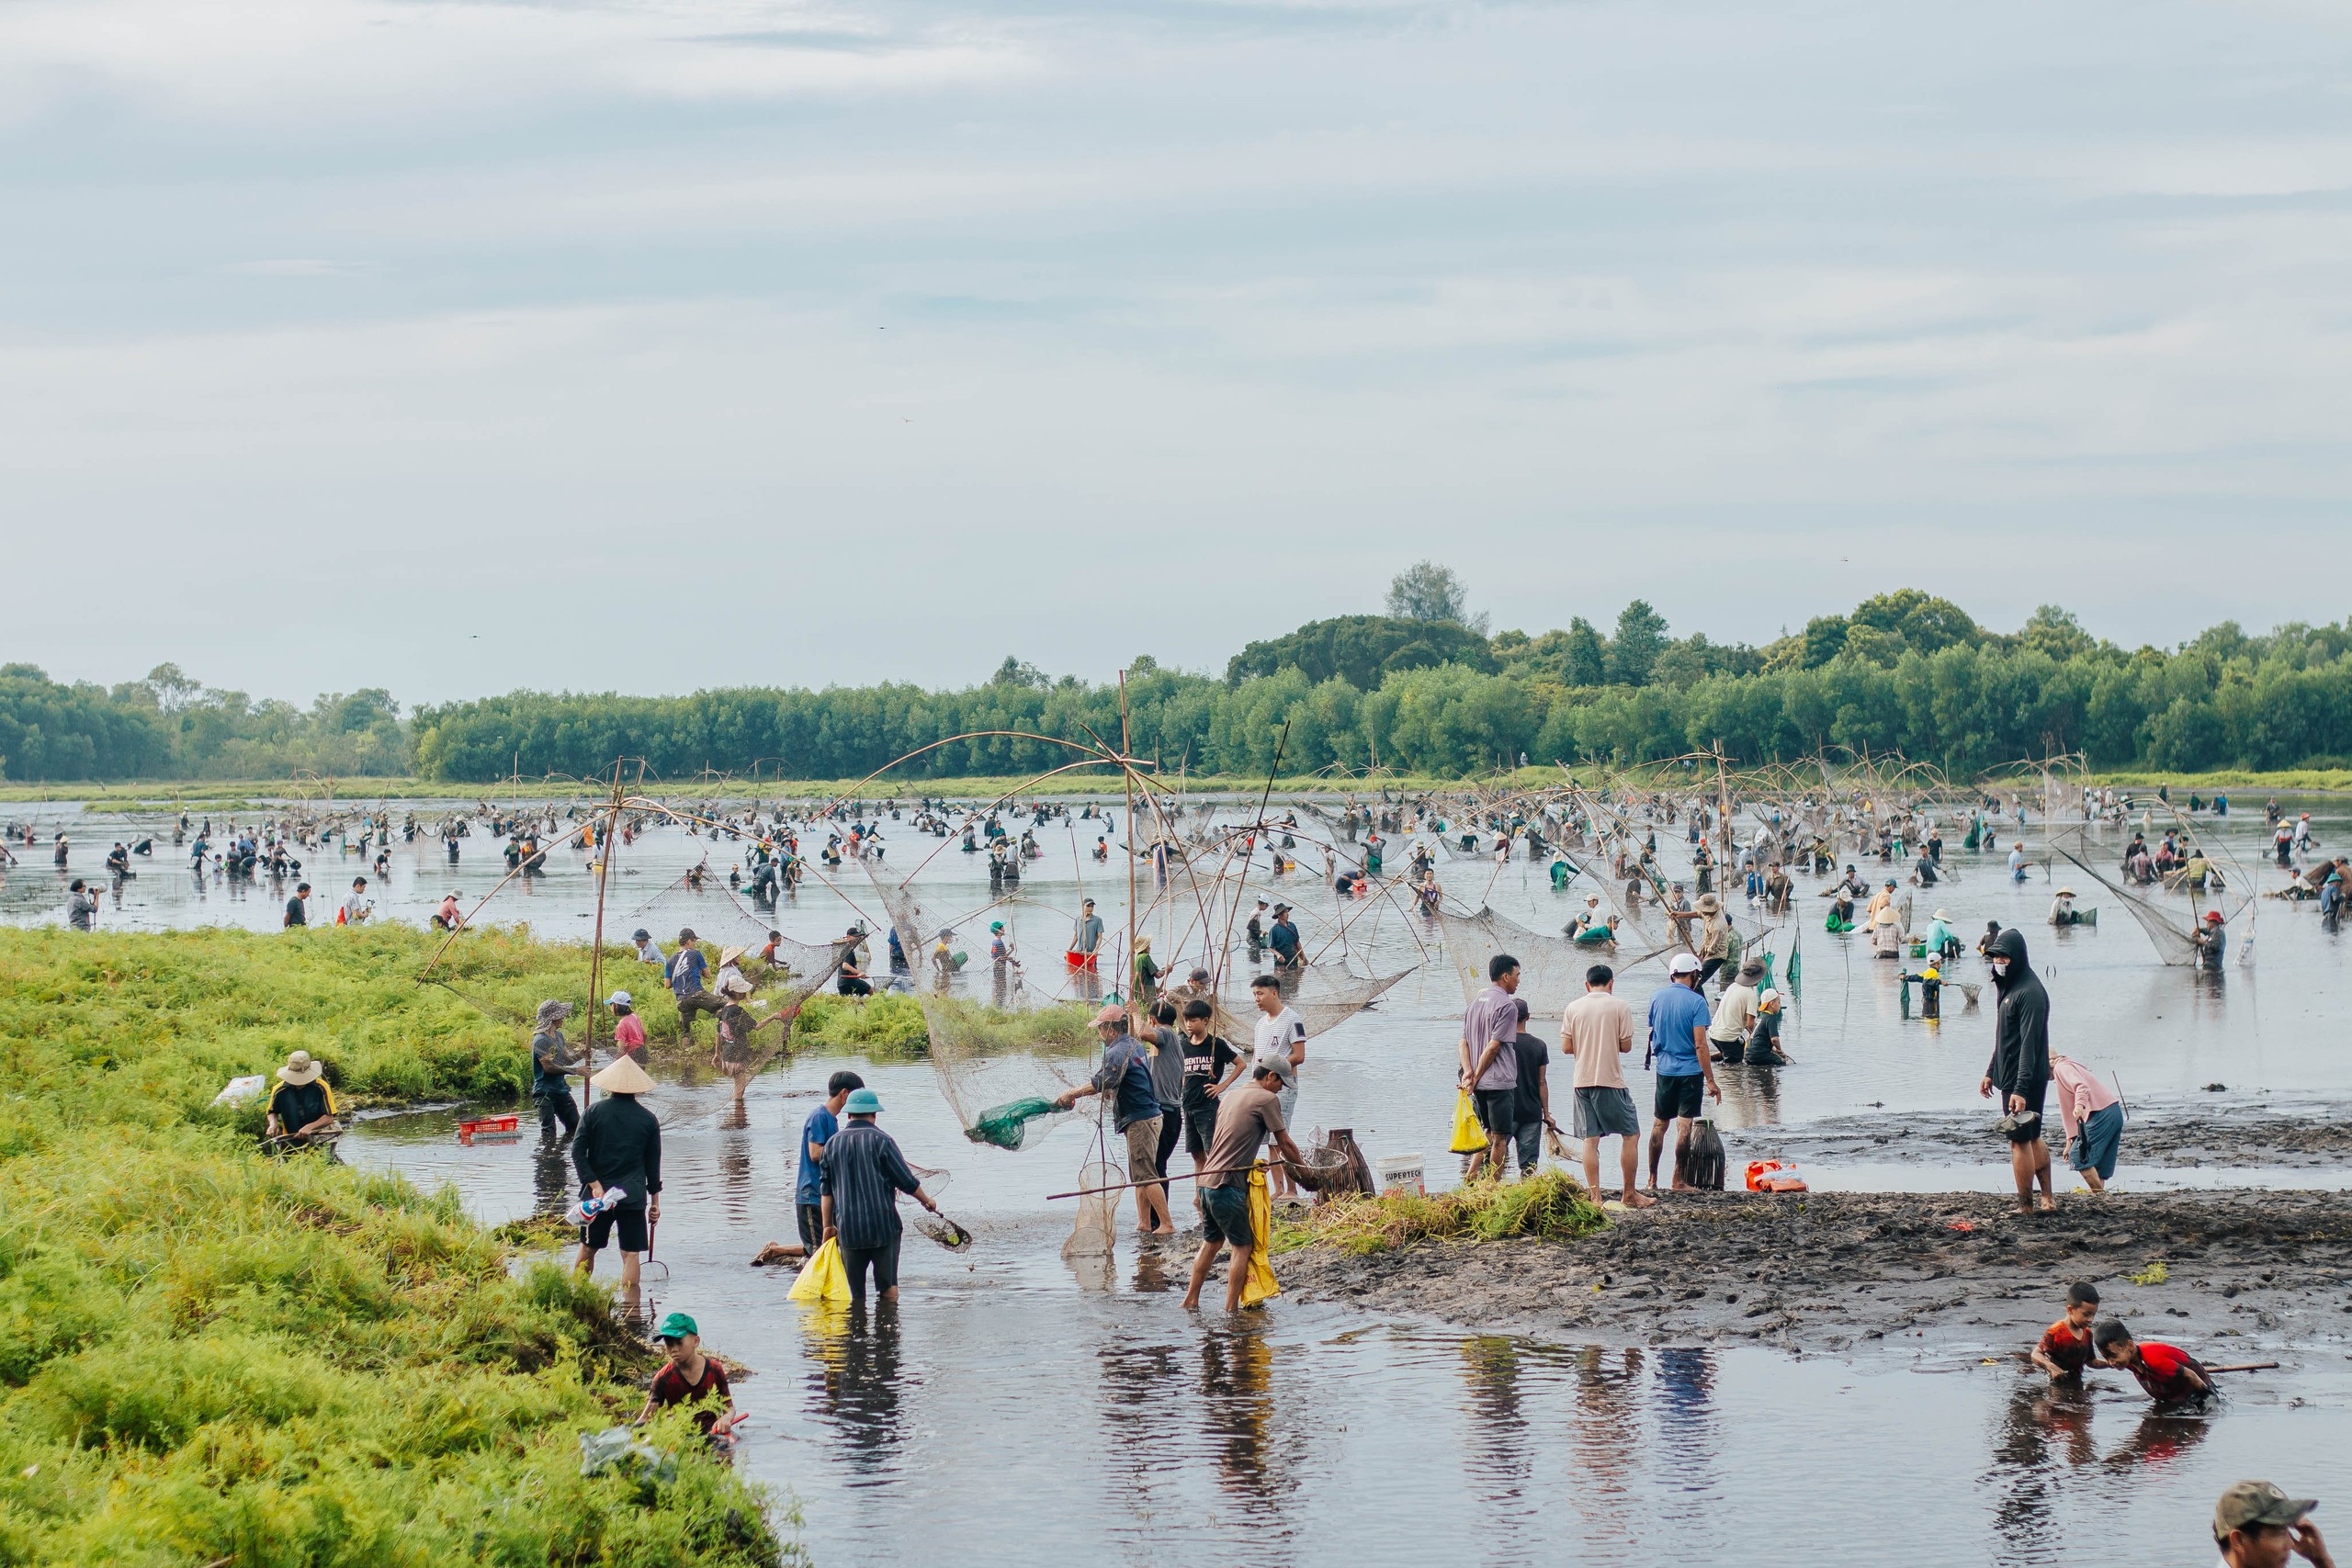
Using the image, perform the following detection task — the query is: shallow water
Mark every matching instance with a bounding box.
[342,1069,2352,1567]
[15,788,2352,1560]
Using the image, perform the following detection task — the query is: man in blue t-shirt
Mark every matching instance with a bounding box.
[1645,953,1721,1191]
[797,1070,863,1251]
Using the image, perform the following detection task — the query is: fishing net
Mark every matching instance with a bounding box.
[1206,965,1411,1043]
[2049,829,2250,968]
[625,874,844,998]
[1436,907,1603,1017]
[1062,1159,1118,1261]
[917,964,1096,1150]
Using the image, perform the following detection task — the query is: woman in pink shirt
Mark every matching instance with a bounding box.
[608,990,648,1061]
[2052,1055,2122,1191]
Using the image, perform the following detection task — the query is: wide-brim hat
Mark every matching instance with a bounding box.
[591,1055,657,1095]
[1694,893,1722,914]
[277,1050,323,1086]
[718,945,746,968]
[1737,958,1766,979]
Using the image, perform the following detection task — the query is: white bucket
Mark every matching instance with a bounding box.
[1375,1154,1424,1196]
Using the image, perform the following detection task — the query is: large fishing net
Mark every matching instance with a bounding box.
[2048,829,2250,968]
[917,957,1097,1152]
[1435,907,1602,1016]
[1206,964,1412,1043]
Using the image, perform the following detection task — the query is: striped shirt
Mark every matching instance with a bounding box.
[819,1121,922,1250]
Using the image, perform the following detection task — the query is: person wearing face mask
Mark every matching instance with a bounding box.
[1979,927,2056,1213]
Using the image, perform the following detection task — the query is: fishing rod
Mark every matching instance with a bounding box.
[1045,1159,1303,1201]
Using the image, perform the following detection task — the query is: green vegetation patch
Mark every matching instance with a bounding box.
[0,928,792,1565]
[1270,1170,1609,1257]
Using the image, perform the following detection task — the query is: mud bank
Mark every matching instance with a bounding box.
[1738,1100,2352,1171]
[1277,1190,2352,1356]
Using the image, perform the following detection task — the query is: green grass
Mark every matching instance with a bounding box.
[0,927,795,1565]
[1269,1169,1610,1257]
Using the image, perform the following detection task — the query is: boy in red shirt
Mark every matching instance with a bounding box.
[2092,1317,2215,1405]
[2030,1280,2100,1381]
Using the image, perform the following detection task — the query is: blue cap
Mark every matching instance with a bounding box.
[845,1089,883,1115]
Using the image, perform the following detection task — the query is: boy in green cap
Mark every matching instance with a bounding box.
[638,1312,741,1445]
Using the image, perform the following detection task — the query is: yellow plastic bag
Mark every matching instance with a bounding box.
[787,1236,851,1304]
[1449,1089,1487,1155]
[1239,1163,1282,1308]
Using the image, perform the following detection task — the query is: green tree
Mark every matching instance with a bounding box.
[1607,601,1668,685]
[1385,560,1483,630]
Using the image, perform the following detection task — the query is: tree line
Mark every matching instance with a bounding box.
[8,592,2352,784]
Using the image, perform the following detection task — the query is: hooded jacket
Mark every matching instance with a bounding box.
[1984,927,2051,1096]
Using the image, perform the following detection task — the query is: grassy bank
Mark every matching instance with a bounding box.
[1270,1170,1609,1258]
[0,927,795,1566]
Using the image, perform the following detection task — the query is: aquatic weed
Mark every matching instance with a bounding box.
[1270,1169,1609,1257]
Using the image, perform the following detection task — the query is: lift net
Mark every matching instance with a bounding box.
[1437,907,1607,1018]
[2048,833,2249,969]
[918,963,1096,1153]
[1208,964,1412,1043]
[626,874,845,1000]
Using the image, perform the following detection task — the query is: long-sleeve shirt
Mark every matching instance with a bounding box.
[573,1094,662,1201]
[820,1121,921,1249]
[2051,1057,2120,1143]
[1985,970,2052,1095]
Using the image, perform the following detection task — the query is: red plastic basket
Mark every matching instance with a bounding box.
[458,1113,521,1145]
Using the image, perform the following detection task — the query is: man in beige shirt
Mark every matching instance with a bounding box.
[1560,962,1652,1207]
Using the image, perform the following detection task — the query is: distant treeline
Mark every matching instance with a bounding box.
[10,591,2352,783]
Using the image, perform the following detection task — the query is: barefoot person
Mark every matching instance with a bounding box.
[1561,964,1653,1208]
[1980,927,2056,1213]
[573,1055,662,1294]
[2052,1055,2123,1193]
[1180,1064,1307,1313]
[1645,953,1721,1190]
[1053,1005,1173,1235]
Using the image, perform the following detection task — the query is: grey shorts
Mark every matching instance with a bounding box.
[1572,1086,1641,1140]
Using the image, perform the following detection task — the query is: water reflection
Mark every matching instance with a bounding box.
[1200,1325,1289,1515]
[803,1303,909,1479]
[1457,1337,1532,1517]
[1567,1348,1645,1544]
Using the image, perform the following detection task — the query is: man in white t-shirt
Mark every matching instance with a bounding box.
[1708,958,1764,1064]
[1560,962,1653,1208]
[1249,974,1306,1200]
[341,876,374,926]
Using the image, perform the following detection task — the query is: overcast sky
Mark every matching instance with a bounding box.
[5,0,2349,705]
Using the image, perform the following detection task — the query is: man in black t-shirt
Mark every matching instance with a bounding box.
[1176,998,1243,1167]
[284,882,311,929]
[266,1050,338,1141]
[1506,997,1555,1176]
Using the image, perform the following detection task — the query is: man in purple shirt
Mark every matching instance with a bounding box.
[1457,953,1521,1179]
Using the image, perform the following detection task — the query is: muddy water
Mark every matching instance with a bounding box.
[15,791,2352,1560]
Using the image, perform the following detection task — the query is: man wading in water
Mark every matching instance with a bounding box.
[1979,927,2056,1213]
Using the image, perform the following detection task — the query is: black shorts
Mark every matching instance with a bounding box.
[1200,1183,1254,1248]
[582,1201,649,1254]
[796,1201,824,1251]
[1474,1088,1517,1136]
[840,1235,901,1300]
[1653,1073,1703,1122]
[1184,1097,1218,1159]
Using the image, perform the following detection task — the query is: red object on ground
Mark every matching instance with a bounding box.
[458,1113,521,1145]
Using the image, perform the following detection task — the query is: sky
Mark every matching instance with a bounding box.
[5,0,2350,705]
